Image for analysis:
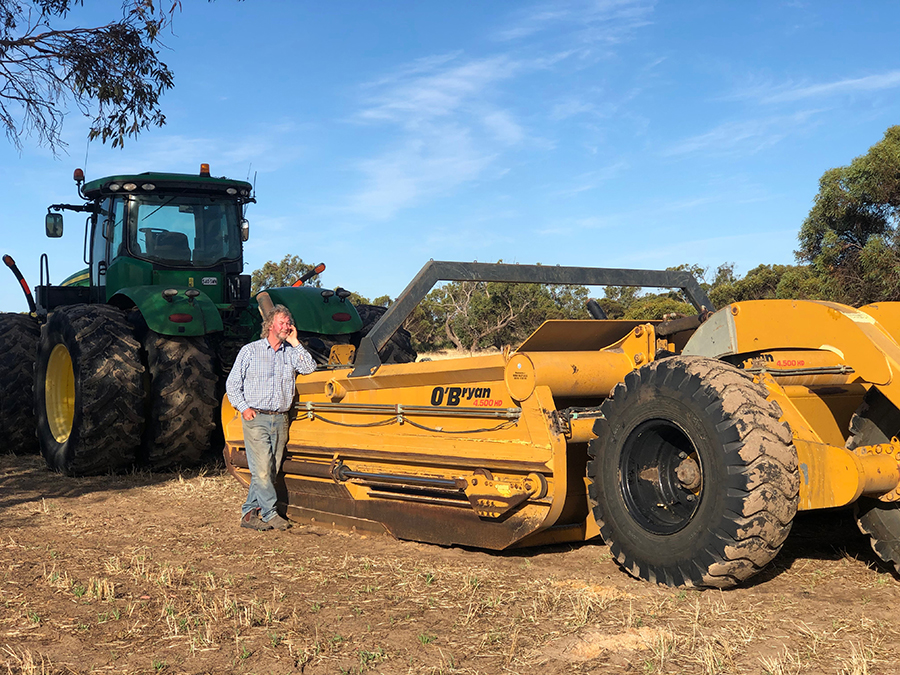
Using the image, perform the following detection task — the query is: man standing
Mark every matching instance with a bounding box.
[226,304,317,531]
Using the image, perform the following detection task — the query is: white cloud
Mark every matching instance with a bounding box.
[663,111,819,158]
[764,71,900,103]
[343,0,657,221]
[549,163,626,196]
[349,126,496,220]
[358,55,520,124]
[550,97,600,121]
[482,110,525,145]
[495,0,655,48]
[348,53,527,219]
[728,70,900,105]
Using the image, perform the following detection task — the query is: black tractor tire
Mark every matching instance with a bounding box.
[587,356,799,588]
[142,331,218,470]
[353,304,417,364]
[299,331,351,366]
[35,305,145,475]
[0,313,40,454]
[846,388,900,573]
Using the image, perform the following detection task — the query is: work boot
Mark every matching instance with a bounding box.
[265,514,292,531]
[240,509,273,531]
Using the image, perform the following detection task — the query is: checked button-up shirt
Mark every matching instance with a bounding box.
[225,338,317,414]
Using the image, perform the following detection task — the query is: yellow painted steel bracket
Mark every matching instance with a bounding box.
[683,300,900,510]
[684,299,900,408]
[762,376,900,511]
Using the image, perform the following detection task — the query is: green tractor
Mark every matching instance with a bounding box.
[0,165,414,475]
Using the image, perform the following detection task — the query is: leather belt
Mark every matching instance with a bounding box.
[253,409,287,415]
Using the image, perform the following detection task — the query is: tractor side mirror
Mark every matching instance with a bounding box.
[46,213,63,238]
[240,219,250,242]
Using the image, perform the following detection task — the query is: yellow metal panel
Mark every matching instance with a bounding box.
[505,353,535,401]
[223,356,587,550]
[688,300,895,385]
[858,302,900,343]
[778,384,868,448]
[794,438,900,510]
[507,349,638,401]
[516,319,657,352]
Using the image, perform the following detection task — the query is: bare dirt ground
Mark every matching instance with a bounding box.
[3,452,900,675]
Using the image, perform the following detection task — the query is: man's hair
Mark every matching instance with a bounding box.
[261,304,293,337]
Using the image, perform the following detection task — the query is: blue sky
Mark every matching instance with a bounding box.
[1,0,899,311]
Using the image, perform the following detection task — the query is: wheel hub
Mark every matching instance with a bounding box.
[46,344,75,443]
[675,456,701,490]
[619,419,703,535]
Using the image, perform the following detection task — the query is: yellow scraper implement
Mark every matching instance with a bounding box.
[223,261,900,589]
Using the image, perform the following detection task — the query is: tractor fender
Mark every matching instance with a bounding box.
[110,286,224,337]
[259,286,363,335]
[60,268,90,287]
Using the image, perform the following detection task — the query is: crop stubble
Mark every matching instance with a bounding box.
[2,454,900,674]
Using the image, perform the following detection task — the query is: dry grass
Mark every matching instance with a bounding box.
[1,646,63,675]
[3,455,900,674]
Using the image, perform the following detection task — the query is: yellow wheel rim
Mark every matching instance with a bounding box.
[46,344,75,443]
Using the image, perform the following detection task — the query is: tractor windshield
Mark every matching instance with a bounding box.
[116,194,242,267]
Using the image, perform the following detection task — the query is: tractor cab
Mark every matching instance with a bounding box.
[42,165,254,312]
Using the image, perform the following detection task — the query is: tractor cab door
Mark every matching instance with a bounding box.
[89,197,124,302]
[89,206,107,303]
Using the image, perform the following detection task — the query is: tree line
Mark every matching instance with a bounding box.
[254,126,900,353]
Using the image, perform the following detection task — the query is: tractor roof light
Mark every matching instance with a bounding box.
[200,163,210,177]
[73,168,85,183]
[123,183,137,192]
[226,187,237,195]
[108,183,121,191]
[141,183,156,191]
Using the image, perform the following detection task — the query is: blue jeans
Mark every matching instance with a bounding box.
[241,413,289,522]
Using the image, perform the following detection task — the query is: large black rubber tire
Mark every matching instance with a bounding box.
[299,331,351,366]
[353,304,417,364]
[0,313,40,454]
[846,388,900,573]
[142,331,218,470]
[587,356,799,588]
[35,305,145,475]
[299,305,417,366]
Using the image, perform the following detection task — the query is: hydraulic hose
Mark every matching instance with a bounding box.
[2,254,36,314]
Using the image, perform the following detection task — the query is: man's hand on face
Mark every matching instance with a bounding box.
[283,323,300,347]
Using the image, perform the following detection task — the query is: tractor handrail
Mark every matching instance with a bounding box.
[351,260,714,377]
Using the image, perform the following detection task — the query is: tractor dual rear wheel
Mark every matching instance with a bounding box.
[0,313,40,453]
[846,388,900,573]
[301,304,417,366]
[35,305,145,475]
[142,331,218,470]
[353,304,416,364]
[587,356,799,588]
